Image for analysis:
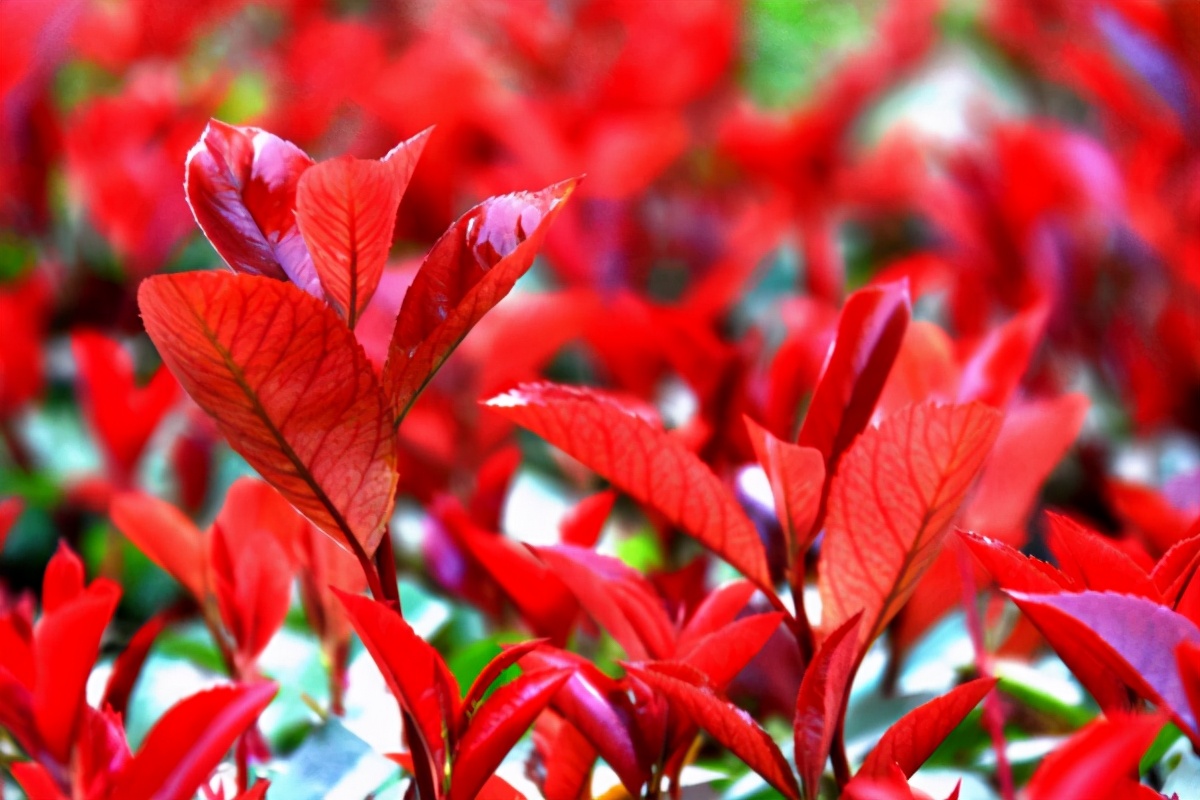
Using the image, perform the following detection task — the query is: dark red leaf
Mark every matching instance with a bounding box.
[0,496,21,553]
[139,272,397,556]
[450,669,571,800]
[819,402,1002,649]
[794,613,861,800]
[384,180,577,419]
[745,416,825,556]
[487,383,771,590]
[185,120,318,293]
[859,678,996,778]
[113,682,277,800]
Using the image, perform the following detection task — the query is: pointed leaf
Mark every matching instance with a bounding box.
[677,580,758,650]
[745,416,825,555]
[139,272,397,556]
[819,402,1002,648]
[1046,512,1160,600]
[1024,713,1164,800]
[9,762,67,800]
[450,669,571,800]
[678,612,784,690]
[487,383,771,589]
[559,490,617,548]
[0,496,21,553]
[114,682,277,800]
[296,130,429,327]
[794,613,861,800]
[42,540,85,613]
[102,606,177,715]
[111,491,209,600]
[627,663,800,800]
[859,678,996,778]
[185,121,318,293]
[460,639,549,730]
[211,520,292,665]
[958,531,1070,593]
[384,180,576,419]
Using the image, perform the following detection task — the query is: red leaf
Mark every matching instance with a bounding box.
[533,712,596,800]
[1024,713,1164,800]
[559,490,617,548]
[955,303,1049,408]
[677,580,758,650]
[296,130,429,327]
[113,682,277,800]
[460,639,549,732]
[185,121,318,293]
[333,589,452,780]
[859,678,996,778]
[958,531,1070,594]
[384,180,577,419]
[211,520,292,666]
[111,491,208,600]
[534,545,675,661]
[139,272,397,556]
[1010,590,1200,735]
[9,762,67,800]
[450,669,571,800]
[627,663,800,800]
[794,613,861,800]
[232,783,271,800]
[102,606,177,715]
[477,775,528,800]
[1045,512,1160,600]
[818,402,1002,648]
[487,383,771,590]
[42,540,85,613]
[1154,532,1200,606]
[745,416,825,555]
[0,496,21,553]
[677,612,783,690]
[797,282,910,474]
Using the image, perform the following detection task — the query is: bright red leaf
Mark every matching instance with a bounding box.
[745,416,825,556]
[794,613,861,800]
[1024,713,1164,800]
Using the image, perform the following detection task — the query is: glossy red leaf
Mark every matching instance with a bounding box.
[384,180,577,419]
[955,303,1048,408]
[1045,512,1160,600]
[113,682,278,800]
[102,607,177,715]
[559,489,617,548]
[296,130,429,327]
[111,491,208,600]
[460,639,548,730]
[533,712,597,800]
[185,120,318,293]
[794,613,861,800]
[819,402,1002,648]
[9,762,66,800]
[797,282,910,473]
[627,663,800,800]
[333,589,451,780]
[477,775,528,800]
[1154,532,1200,606]
[139,272,397,556]
[957,531,1071,594]
[535,545,675,661]
[1024,713,1163,800]
[859,678,996,778]
[745,416,825,555]
[487,383,771,589]
[677,580,758,650]
[1010,590,1200,734]
[42,540,85,613]
[0,496,21,553]
[449,669,572,800]
[211,520,292,666]
[678,612,783,690]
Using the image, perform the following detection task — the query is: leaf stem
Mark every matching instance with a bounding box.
[831,720,851,790]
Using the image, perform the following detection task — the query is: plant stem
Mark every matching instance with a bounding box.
[788,562,815,665]
[831,720,851,790]
[404,710,440,800]
[374,531,401,610]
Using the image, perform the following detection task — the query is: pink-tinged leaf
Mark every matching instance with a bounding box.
[384,180,577,419]
[559,490,617,548]
[534,545,675,661]
[797,282,910,473]
[450,669,571,800]
[9,762,67,800]
[102,607,177,715]
[794,613,861,800]
[34,572,121,762]
[678,612,784,690]
[211,520,292,666]
[1046,512,1160,600]
[114,682,277,800]
[677,580,758,650]
[1024,713,1163,800]
[819,403,1002,649]
[958,531,1071,593]
[1010,590,1200,734]
[111,491,208,600]
[859,678,996,779]
[745,416,825,555]
[841,763,927,800]
[626,663,800,800]
[139,272,397,556]
[0,496,21,552]
[460,639,549,730]
[487,383,771,590]
[185,120,319,293]
[296,132,429,328]
[333,589,451,780]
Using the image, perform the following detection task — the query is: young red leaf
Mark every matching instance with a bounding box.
[1153,532,1200,604]
[42,540,85,613]
[449,669,571,800]
[677,612,784,690]
[333,588,452,780]
[185,120,319,293]
[559,489,617,548]
[113,682,278,800]
[139,272,397,557]
[9,762,67,800]
[0,496,21,553]
[677,580,759,650]
[794,613,862,800]
[534,545,675,661]
[797,282,910,472]
[102,607,177,715]
[487,383,771,590]
[626,663,800,800]
[745,416,825,555]
[957,531,1071,593]
[1024,713,1164,800]
[296,130,429,327]
[1010,590,1200,735]
[384,180,577,420]
[819,402,1002,648]
[460,639,549,729]
[533,712,597,800]
[859,678,996,778]
[110,491,208,600]
[1045,512,1160,600]
[211,520,292,667]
